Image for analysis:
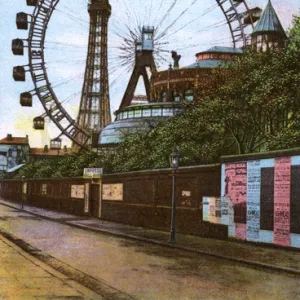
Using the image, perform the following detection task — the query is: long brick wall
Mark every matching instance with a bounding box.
[100,164,227,238]
[0,164,228,239]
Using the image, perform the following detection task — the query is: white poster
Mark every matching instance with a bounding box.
[203,197,221,224]
[221,195,235,237]
[84,183,90,213]
[247,160,261,242]
[203,197,210,222]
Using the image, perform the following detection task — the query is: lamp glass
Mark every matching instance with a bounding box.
[170,149,180,169]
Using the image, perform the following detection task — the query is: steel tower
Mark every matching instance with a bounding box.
[77,0,111,146]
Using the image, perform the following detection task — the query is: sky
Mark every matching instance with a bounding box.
[0,0,299,147]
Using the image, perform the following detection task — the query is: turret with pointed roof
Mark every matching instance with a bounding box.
[251,0,287,51]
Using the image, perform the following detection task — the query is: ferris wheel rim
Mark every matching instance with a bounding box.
[27,0,90,149]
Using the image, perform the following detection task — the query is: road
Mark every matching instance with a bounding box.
[0,205,299,300]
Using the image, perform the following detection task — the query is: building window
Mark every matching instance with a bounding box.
[144,33,153,40]
[184,89,194,102]
[173,91,180,102]
[142,109,151,117]
[161,91,167,102]
[162,108,174,116]
[128,110,134,118]
[135,109,142,118]
[151,108,161,117]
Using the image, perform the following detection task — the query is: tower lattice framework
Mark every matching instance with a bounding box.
[77,0,111,146]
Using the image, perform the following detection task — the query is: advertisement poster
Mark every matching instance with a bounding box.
[84,183,90,213]
[274,157,291,246]
[214,197,222,224]
[202,197,210,222]
[225,163,247,239]
[203,197,221,224]
[247,160,261,242]
[102,184,123,201]
[71,185,85,199]
[221,196,235,236]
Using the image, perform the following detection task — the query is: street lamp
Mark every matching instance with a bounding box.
[169,146,180,243]
[21,176,25,209]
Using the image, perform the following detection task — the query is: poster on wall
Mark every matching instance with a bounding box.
[102,184,123,201]
[84,183,90,213]
[71,185,85,199]
[41,184,47,195]
[221,196,235,236]
[274,157,291,247]
[203,197,210,222]
[202,197,221,224]
[224,162,247,239]
[247,160,261,242]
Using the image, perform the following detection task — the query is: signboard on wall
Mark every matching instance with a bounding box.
[102,184,123,201]
[71,185,85,199]
[83,168,103,178]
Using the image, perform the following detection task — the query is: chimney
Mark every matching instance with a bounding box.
[7,134,12,141]
[44,145,49,153]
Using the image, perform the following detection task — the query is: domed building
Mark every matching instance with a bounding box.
[98,45,243,147]
[99,102,183,145]
[98,1,287,148]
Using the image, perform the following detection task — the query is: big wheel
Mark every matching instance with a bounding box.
[12,0,259,149]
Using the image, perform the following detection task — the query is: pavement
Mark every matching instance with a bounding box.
[1,198,300,277]
[0,232,102,300]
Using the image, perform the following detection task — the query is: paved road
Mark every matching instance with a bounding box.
[0,232,100,299]
[0,205,299,300]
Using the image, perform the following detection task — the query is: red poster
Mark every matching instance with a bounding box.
[225,163,247,240]
[274,157,291,247]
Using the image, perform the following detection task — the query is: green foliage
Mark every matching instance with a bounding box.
[111,105,229,173]
[12,149,114,179]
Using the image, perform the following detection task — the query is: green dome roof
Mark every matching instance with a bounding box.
[99,103,183,145]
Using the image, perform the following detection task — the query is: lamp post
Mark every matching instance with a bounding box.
[21,176,25,209]
[169,147,180,243]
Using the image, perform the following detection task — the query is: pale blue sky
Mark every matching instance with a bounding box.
[0,0,298,147]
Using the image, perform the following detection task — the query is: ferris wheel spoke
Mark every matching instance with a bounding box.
[155,0,201,41]
[160,3,218,41]
[155,0,179,34]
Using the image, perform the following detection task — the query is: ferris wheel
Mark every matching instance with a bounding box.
[12,0,260,150]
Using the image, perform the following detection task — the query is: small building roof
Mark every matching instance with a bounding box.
[30,147,72,156]
[195,46,243,56]
[7,164,25,173]
[184,59,227,69]
[252,0,286,37]
[0,135,29,145]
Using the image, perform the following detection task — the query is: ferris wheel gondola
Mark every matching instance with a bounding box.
[11,0,260,150]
